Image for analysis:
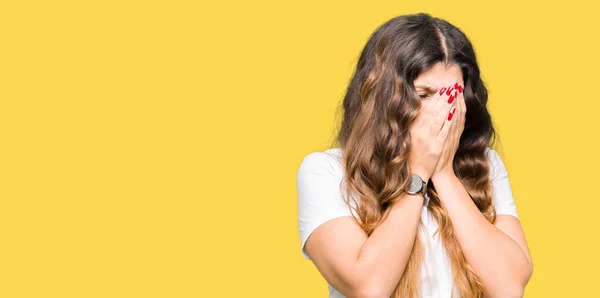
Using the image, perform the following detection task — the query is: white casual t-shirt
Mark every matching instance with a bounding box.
[296,147,519,298]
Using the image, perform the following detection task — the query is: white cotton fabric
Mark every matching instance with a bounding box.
[296,147,519,298]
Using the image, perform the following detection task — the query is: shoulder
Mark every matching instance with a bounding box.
[296,147,349,207]
[297,148,344,180]
[485,147,508,181]
[485,147,519,218]
[296,148,355,260]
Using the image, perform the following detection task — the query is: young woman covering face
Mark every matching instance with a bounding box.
[296,13,533,298]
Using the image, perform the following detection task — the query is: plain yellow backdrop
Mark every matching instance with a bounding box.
[1,0,598,297]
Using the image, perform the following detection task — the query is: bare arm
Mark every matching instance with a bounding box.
[425,84,533,297]
[302,81,457,297]
[304,192,424,298]
[431,173,533,298]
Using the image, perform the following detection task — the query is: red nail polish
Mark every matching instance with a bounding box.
[448,107,456,120]
[439,87,446,95]
[447,94,455,104]
[454,82,459,89]
[446,86,454,95]
[457,85,463,93]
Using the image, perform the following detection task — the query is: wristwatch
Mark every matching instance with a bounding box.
[407,173,429,206]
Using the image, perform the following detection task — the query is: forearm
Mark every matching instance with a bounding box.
[432,174,532,297]
[352,193,424,298]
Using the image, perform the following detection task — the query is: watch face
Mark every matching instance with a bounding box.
[408,174,423,193]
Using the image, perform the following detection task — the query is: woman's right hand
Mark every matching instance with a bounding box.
[407,83,458,181]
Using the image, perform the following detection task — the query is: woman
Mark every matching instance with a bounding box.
[296,13,533,298]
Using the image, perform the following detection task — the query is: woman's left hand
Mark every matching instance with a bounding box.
[431,83,466,180]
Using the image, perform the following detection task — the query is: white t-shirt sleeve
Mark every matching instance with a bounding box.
[296,151,354,260]
[487,148,519,219]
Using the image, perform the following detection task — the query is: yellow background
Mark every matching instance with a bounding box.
[1,0,598,297]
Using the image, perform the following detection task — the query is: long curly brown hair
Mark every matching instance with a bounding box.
[326,13,500,297]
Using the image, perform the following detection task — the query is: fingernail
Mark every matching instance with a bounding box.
[447,93,455,104]
[457,85,463,93]
[454,82,459,89]
[439,87,447,96]
[445,86,455,95]
[448,107,456,120]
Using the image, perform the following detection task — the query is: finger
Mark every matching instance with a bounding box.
[420,86,448,130]
[434,89,457,123]
[419,99,440,130]
[414,96,434,129]
[429,89,456,136]
[437,105,456,141]
[430,97,455,137]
